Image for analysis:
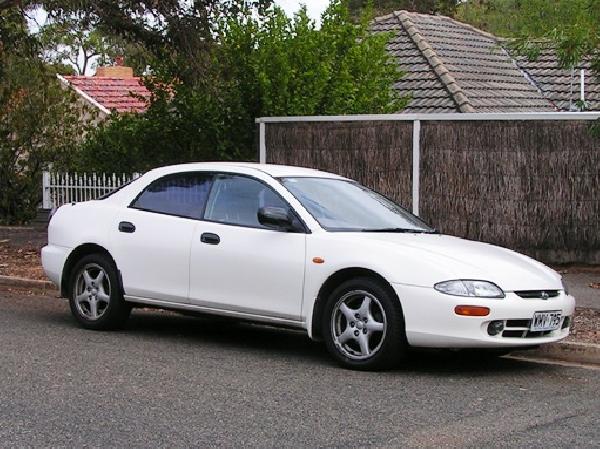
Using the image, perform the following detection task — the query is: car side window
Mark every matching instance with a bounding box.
[131,173,213,219]
[204,175,294,229]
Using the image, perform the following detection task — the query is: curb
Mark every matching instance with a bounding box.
[511,341,600,366]
[0,275,56,290]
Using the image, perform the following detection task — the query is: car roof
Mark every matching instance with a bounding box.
[148,162,345,179]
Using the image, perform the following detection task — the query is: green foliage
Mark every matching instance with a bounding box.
[77,84,242,173]
[37,0,272,83]
[457,0,600,69]
[456,0,521,37]
[348,0,459,19]
[0,8,86,224]
[77,1,407,173]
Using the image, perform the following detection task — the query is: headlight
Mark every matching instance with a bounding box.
[434,280,505,298]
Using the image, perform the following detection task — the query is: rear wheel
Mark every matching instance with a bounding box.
[68,253,131,330]
[322,277,407,370]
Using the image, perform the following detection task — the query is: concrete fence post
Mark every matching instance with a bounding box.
[412,119,421,216]
[42,171,51,209]
[259,122,266,164]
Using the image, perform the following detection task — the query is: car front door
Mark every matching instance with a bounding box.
[189,174,306,321]
[111,172,213,303]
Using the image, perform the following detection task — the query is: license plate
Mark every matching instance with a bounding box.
[531,311,562,331]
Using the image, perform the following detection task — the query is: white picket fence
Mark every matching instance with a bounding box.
[42,171,141,210]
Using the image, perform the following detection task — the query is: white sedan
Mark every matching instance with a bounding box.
[42,163,575,370]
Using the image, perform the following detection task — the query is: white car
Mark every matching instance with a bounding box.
[42,163,575,370]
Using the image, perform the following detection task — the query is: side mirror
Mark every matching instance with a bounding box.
[258,206,294,231]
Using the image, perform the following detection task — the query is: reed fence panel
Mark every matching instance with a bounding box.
[265,121,414,209]
[263,118,600,264]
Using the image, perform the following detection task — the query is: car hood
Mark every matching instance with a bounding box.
[349,233,563,291]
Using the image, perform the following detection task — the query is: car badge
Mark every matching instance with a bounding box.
[540,291,549,300]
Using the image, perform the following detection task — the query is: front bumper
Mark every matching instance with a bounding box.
[41,244,71,291]
[393,283,576,348]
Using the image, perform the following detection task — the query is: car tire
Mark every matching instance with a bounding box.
[68,253,131,330]
[322,277,407,371]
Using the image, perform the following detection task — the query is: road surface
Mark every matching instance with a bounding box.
[0,289,598,448]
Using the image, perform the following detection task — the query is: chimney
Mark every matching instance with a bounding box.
[95,56,134,78]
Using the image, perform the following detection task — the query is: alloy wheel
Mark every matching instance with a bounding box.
[331,290,387,360]
[73,263,111,320]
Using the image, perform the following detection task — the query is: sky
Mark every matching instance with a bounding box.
[31,1,331,28]
[276,0,330,22]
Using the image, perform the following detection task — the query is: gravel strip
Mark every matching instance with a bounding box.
[568,307,600,344]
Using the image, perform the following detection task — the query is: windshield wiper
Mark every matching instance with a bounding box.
[359,228,438,234]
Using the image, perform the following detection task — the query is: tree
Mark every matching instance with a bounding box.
[36,13,152,75]
[0,0,19,10]
[77,1,407,173]
[348,0,459,19]
[0,7,87,223]
[37,15,117,75]
[456,0,600,70]
[36,0,273,84]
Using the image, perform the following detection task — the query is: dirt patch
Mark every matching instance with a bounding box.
[0,226,47,248]
[568,307,600,345]
[0,285,59,298]
[0,227,47,280]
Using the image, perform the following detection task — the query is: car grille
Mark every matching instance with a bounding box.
[514,290,560,299]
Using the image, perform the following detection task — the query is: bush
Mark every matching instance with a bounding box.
[76,1,407,173]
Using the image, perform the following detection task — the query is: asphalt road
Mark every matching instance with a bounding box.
[1,290,599,449]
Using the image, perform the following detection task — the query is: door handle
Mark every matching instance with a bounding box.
[200,232,220,245]
[118,221,136,233]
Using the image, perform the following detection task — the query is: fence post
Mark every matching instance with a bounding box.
[259,121,266,164]
[412,119,421,216]
[42,171,51,209]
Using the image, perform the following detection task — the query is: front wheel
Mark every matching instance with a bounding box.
[68,253,131,330]
[322,277,407,371]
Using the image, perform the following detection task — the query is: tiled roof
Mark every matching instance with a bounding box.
[61,75,151,113]
[372,11,556,113]
[512,45,600,111]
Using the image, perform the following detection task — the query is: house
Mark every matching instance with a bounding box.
[57,59,151,121]
[372,11,599,113]
[514,45,600,112]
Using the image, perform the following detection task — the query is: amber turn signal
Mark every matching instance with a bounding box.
[454,305,490,316]
[312,257,325,264]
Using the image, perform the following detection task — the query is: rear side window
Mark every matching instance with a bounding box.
[131,173,213,219]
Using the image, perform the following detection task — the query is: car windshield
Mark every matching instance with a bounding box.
[280,177,435,233]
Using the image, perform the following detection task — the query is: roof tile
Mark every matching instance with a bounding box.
[513,48,600,111]
[63,76,151,113]
[373,11,556,112]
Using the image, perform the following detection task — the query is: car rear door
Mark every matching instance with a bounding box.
[188,174,306,321]
[111,172,213,303]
